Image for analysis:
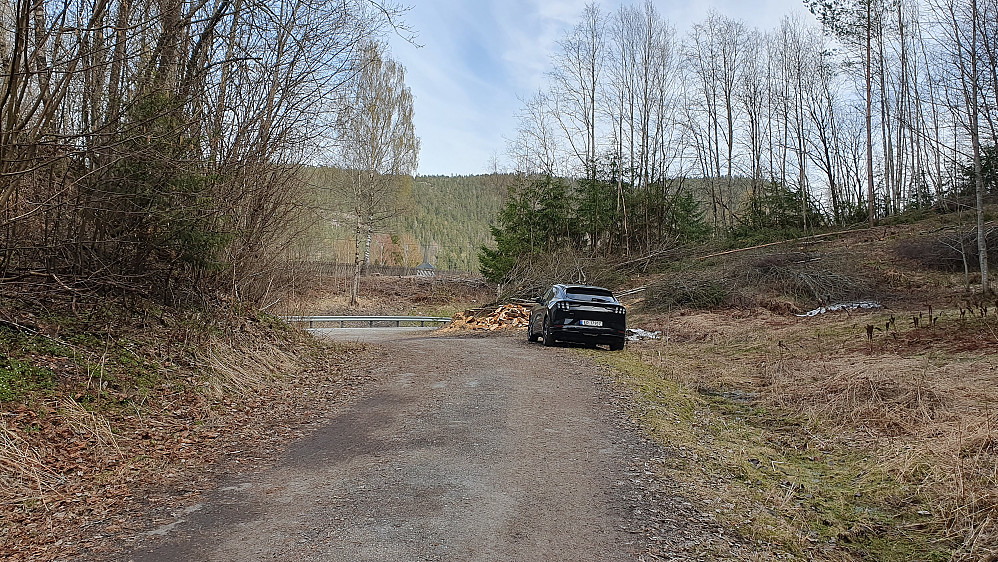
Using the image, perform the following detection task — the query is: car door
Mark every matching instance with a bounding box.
[531,287,554,333]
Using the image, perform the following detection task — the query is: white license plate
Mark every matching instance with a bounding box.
[580,319,603,327]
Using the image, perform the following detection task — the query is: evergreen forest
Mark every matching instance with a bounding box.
[306,172,505,272]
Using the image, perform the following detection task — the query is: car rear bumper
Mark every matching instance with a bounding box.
[550,325,625,345]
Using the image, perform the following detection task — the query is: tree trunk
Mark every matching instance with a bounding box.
[351,173,362,307]
[974,118,989,296]
[105,0,130,128]
[969,0,989,292]
[361,208,374,275]
[866,1,875,227]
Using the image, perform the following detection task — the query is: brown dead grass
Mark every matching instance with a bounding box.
[625,304,998,560]
[60,397,122,459]
[618,213,998,557]
[0,419,63,508]
[1,272,494,559]
[634,216,998,318]
[196,338,304,398]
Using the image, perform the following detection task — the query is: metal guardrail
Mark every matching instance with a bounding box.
[283,315,452,328]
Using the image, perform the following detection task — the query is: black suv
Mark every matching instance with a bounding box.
[527,284,626,350]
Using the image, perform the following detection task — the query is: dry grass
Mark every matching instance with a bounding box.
[618,305,998,560]
[764,357,945,434]
[60,397,122,459]
[612,216,998,558]
[0,305,356,559]
[197,341,302,398]
[0,419,62,507]
[895,229,998,273]
[641,249,875,315]
[280,274,494,317]
[765,337,998,558]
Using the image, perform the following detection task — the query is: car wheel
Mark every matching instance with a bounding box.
[542,318,555,347]
[527,320,539,342]
[609,340,624,351]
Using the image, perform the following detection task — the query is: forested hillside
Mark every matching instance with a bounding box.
[307,172,505,272]
[401,175,506,271]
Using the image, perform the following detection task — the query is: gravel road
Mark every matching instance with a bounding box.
[119,332,684,561]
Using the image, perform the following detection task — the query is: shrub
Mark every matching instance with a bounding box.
[741,253,865,305]
[731,182,827,242]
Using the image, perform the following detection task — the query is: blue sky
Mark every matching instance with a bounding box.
[387,0,810,176]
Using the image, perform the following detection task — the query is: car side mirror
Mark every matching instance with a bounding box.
[535,297,544,304]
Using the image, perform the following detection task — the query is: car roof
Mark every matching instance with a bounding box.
[554,284,614,292]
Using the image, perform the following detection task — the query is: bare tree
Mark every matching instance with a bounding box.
[508,91,563,177]
[808,0,887,226]
[0,0,407,305]
[937,0,990,292]
[739,29,768,208]
[685,12,747,231]
[500,0,997,260]
[607,0,678,249]
[803,33,848,223]
[549,2,605,181]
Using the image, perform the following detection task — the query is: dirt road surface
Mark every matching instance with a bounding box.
[117,332,703,561]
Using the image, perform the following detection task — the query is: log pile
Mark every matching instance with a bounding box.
[447,304,531,331]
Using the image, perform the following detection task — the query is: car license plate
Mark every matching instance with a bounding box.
[580,319,603,327]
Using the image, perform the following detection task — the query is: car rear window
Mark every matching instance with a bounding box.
[565,287,615,301]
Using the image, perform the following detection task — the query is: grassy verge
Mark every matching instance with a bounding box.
[586,307,998,560]
[0,302,354,559]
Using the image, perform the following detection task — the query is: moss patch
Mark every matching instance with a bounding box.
[0,357,55,402]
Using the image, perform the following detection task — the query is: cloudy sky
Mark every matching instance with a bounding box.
[387,0,811,176]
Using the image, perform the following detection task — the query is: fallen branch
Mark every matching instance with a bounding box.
[698,227,873,261]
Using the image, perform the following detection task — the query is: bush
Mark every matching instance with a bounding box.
[731,182,827,241]
[957,144,998,196]
[643,250,871,313]
[745,251,869,305]
[492,249,628,301]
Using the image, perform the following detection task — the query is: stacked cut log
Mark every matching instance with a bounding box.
[448,304,531,331]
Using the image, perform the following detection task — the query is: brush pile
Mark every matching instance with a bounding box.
[447,304,531,331]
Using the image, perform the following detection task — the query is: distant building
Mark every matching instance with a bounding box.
[416,262,436,277]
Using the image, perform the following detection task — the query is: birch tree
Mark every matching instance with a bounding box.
[607,0,677,248]
[685,12,746,231]
[340,41,419,306]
